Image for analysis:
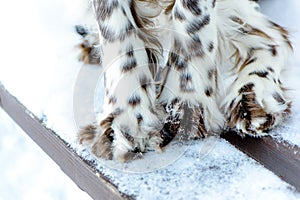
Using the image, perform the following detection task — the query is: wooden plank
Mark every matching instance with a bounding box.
[0,84,130,200]
[1,82,300,196]
[222,132,300,191]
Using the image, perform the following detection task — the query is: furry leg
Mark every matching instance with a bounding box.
[157,0,224,140]
[217,0,292,136]
[78,0,163,162]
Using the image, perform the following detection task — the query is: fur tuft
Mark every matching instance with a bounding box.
[78,124,98,146]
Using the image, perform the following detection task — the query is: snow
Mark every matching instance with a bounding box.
[0,109,92,200]
[77,137,300,200]
[0,0,300,199]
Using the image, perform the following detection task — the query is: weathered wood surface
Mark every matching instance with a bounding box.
[222,133,300,191]
[0,84,129,200]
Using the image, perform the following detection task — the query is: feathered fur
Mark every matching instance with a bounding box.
[77,0,292,161]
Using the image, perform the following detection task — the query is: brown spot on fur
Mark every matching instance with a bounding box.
[270,21,293,50]
[231,16,274,41]
[182,0,202,16]
[78,125,97,145]
[228,91,268,135]
[212,0,216,7]
[169,51,178,64]
[175,57,188,71]
[207,69,214,80]
[78,43,101,64]
[269,45,278,56]
[108,96,117,104]
[249,27,272,40]
[100,113,114,128]
[187,36,205,57]
[99,24,113,42]
[122,23,135,41]
[126,45,134,57]
[186,15,210,34]
[213,68,218,90]
[94,0,119,21]
[205,87,213,97]
[91,109,124,159]
[99,24,120,42]
[272,92,285,105]
[139,75,151,91]
[121,127,135,144]
[239,27,273,41]
[239,83,255,94]
[249,71,269,78]
[100,109,123,128]
[136,113,143,125]
[91,127,114,159]
[229,99,236,110]
[230,16,244,25]
[181,72,192,81]
[121,56,137,73]
[208,42,214,52]
[174,7,186,21]
[267,67,274,73]
[165,0,175,14]
[284,102,292,117]
[180,73,194,92]
[173,38,204,58]
[258,114,275,132]
[231,49,242,69]
[239,57,257,72]
[128,95,141,107]
[99,20,134,42]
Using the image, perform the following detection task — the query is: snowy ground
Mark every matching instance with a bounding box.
[0,109,92,200]
[0,0,300,199]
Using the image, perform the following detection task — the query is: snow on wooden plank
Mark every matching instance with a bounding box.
[222,132,300,191]
[0,85,296,199]
[0,84,128,200]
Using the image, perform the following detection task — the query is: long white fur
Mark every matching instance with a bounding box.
[216,0,292,135]
[79,0,292,160]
